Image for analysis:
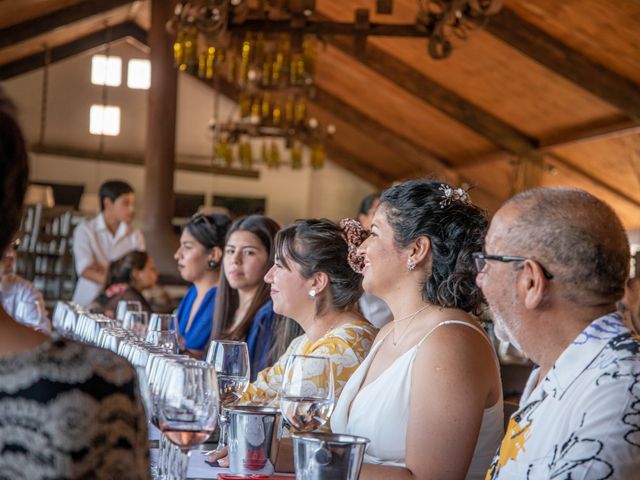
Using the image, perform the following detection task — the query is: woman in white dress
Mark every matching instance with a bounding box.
[331,179,503,480]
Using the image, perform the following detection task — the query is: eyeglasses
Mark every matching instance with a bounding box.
[472,252,554,280]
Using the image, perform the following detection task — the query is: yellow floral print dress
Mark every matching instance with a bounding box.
[241,318,377,408]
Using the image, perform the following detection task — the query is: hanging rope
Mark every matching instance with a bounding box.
[38,44,51,147]
[99,24,112,154]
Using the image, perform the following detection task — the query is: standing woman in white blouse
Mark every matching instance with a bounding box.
[331,179,503,480]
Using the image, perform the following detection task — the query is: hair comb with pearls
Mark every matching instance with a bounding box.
[439,184,471,208]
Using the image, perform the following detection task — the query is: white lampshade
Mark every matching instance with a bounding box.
[79,193,100,214]
[24,185,55,208]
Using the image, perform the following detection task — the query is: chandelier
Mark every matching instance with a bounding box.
[166,0,501,170]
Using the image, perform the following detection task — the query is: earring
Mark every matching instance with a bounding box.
[308,289,317,299]
[208,259,219,269]
[407,261,416,271]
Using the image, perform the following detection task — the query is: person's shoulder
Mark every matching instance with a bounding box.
[55,338,137,385]
[332,317,378,342]
[256,299,274,318]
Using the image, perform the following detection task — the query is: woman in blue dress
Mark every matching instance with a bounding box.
[174,213,231,355]
[212,215,300,379]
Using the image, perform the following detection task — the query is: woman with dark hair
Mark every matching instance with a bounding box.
[174,213,231,354]
[95,250,157,318]
[207,219,377,466]
[0,91,149,477]
[212,214,294,377]
[331,179,503,480]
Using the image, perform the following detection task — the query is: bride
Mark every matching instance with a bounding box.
[331,179,503,480]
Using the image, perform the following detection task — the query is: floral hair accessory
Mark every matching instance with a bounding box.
[339,218,368,274]
[439,184,471,208]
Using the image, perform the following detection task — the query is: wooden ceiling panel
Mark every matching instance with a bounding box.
[367,33,621,139]
[0,5,132,64]
[457,159,515,202]
[543,161,640,229]
[0,0,83,29]
[551,134,640,204]
[317,1,623,139]
[504,0,640,85]
[315,45,496,160]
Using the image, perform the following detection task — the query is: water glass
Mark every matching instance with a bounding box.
[280,355,335,433]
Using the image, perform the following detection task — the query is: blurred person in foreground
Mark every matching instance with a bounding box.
[1,238,49,333]
[478,187,640,479]
[0,88,150,478]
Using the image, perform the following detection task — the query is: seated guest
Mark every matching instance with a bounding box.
[331,180,503,480]
[479,187,640,479]
[0,89,150,478]
[72,180,145,306]
[1,238,50,333]
[621,275,639,333]
[243,219,377,404]
[212,215,299,378]
[95,250,157,318]
[356,192,393,328]
[174,213,230,355]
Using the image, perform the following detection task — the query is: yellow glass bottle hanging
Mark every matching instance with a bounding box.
[173,30,185,68]
[290,142,303,170]
[302,37,317,85]
[294,97,307,125]
[310,143,325,170]
[270,141,281,169]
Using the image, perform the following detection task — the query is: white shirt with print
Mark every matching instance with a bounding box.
[71,213,145,306]
[487,312,640,479]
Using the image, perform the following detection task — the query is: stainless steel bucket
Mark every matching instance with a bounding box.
[226,405,281,475]
[292,432,370,480]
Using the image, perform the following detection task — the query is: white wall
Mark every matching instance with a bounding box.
[3,38,375,226]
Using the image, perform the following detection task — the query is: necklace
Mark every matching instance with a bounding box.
[392,305,430,346]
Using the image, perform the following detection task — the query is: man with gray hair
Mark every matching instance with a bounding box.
[476,187,640,479]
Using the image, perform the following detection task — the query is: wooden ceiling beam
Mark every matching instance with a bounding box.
[31,144,260,178]
[312,87,457,181]
[0,22,145,80]
[0,0,135,50]
[325,34,538,155]
[486,8,640,121]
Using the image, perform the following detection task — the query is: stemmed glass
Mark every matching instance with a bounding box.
[123,310,149,338]
[280,355,335,432]
[157,362,219,480]
[146,314,179,353]
[203,340,250,456]
[115,300,142,324]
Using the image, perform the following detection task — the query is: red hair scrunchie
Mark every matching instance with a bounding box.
[339,218,368,274]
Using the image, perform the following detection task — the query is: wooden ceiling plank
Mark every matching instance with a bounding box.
[546,152,640,209]
[0,22,144,80]
[312,87,457,181]
[0,0,135,50]
[486,7,640,121]
[325,34,538,155]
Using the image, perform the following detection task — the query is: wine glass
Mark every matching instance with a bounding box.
[123,310,148,338]
[115,300,141,323]
[280,355,335,432]
[203,340,250,456]
[146,314,178,353]
[157,362,219,480]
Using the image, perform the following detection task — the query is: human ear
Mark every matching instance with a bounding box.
[310,271,329,295]
[210,246,223,263]
[519,260,547,310]
[408,236,431,267]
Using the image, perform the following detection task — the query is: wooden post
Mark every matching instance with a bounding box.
[143,0,179,277]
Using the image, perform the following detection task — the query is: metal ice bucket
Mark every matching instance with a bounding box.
[226,405,281,476]
[292,432,369,480]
